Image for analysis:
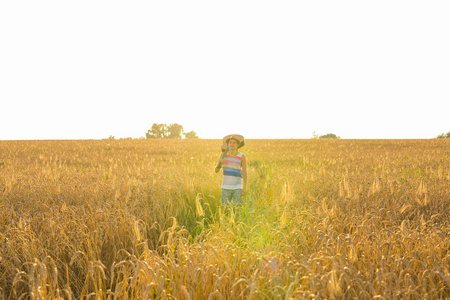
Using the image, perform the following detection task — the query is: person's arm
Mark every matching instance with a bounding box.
[215,147,229,173]
[241,154,247,195]
[215,153,224,173]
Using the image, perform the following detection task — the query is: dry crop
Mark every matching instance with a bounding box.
[0,139,449,299]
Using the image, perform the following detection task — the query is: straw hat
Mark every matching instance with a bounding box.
[221,134,245,152]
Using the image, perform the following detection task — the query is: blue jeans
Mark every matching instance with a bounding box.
[221,189,243,206]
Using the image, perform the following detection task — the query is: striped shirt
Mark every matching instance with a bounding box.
[222,152,243,190]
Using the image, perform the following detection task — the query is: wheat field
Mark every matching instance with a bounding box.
[0,139,449,299]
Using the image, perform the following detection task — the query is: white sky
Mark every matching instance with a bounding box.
[1,1,449,140]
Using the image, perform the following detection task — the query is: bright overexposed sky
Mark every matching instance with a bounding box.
[1,1,449,140]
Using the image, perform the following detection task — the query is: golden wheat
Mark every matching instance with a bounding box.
[0,139,449,299]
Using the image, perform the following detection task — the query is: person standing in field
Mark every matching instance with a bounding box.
[215,134,247,206]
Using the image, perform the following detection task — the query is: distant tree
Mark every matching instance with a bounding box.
[311,131,319,139]
[146,123,196,139]
[108,135,115,140]
[319,133,340,139]
[436,131,450,139]
[184,130,198,139]
[146,123,168,139]
[167,123,184,139]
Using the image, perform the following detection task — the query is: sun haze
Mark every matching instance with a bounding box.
[1,1,449,140]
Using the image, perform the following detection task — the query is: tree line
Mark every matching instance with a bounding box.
[111,127,450,140]
[312,131,340,139]
[146,123,198,139]
[436,131,450,139]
